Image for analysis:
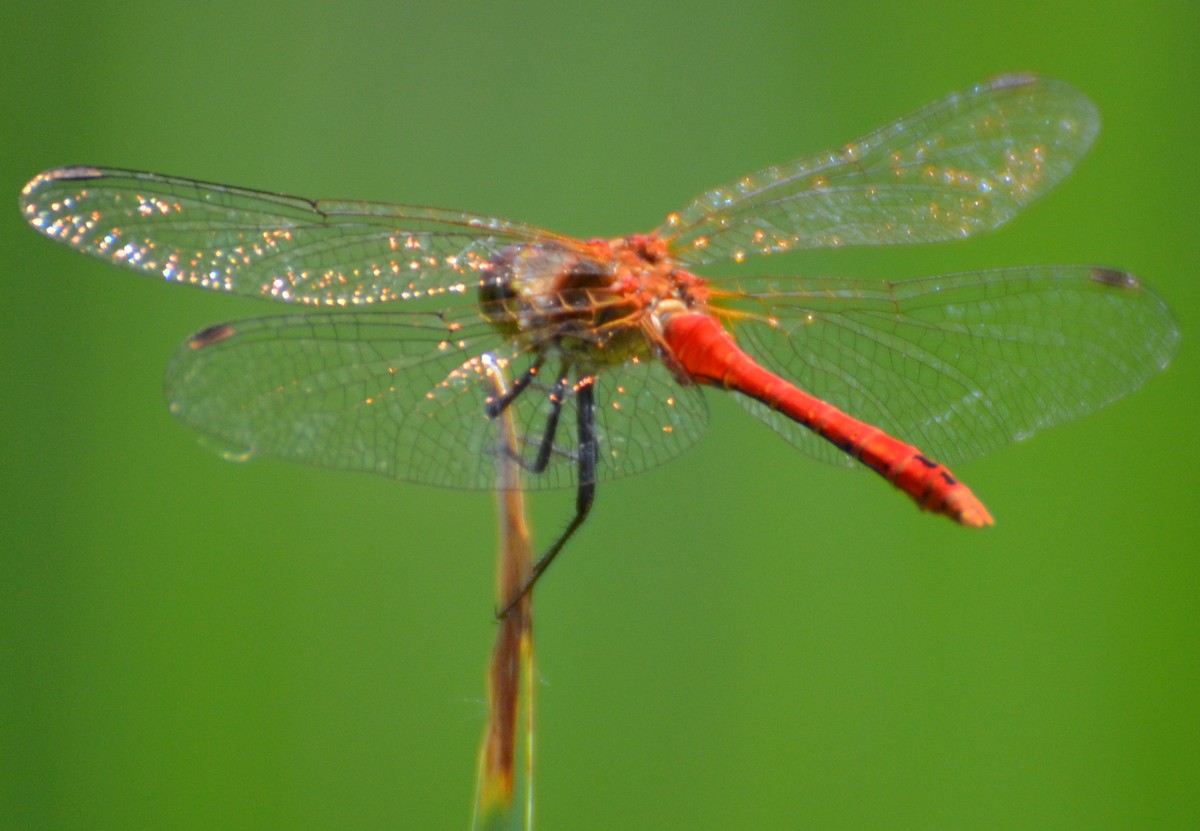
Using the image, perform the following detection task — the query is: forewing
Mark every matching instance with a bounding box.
[663,75,1098,264]
[715,267,1178,466]
[21,166,572,307]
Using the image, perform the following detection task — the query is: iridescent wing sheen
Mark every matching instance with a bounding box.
[20,166,577,308]
[709,266,1178,467]
[165,310,708,490]
[662,75,1099,264]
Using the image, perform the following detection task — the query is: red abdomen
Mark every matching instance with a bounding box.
[663,312,993,527]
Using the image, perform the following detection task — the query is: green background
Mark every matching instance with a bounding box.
[3,1,1197,828]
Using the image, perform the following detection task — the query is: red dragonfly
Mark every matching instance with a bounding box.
[21,74,1177,607]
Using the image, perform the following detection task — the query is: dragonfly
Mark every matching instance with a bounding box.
[21,74,1178,610]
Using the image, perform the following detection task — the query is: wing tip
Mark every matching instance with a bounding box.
[22,165,104,192]
[21,167,106,214]
[187,323,238,350]
[1088,267,1140,290]
[985,71,1040,91]
[981,73,1099,141]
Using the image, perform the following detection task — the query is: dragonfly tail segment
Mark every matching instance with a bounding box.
[663,312,994,527]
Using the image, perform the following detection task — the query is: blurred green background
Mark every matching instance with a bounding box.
[2,1,1197,828]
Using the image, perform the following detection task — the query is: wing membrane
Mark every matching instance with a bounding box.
[663,75,1099,264]
[712,266,1178,466]
[21,166,573,307]
[165,311,707,490]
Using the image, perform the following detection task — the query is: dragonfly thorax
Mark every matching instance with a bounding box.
[479,236,702,369]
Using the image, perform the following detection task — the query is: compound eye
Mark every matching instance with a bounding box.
[478,248,519,312]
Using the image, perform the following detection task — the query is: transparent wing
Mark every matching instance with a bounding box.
[21,166,576,307]
[711,266,1178,467]
[165,311,708,490]
[662,75,1099,264]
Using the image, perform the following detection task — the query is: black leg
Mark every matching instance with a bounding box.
[485,353,564,474]
[526,373,570,474]
[489,367,569,476]
[497,375,598,618]
[486,354,544,418]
